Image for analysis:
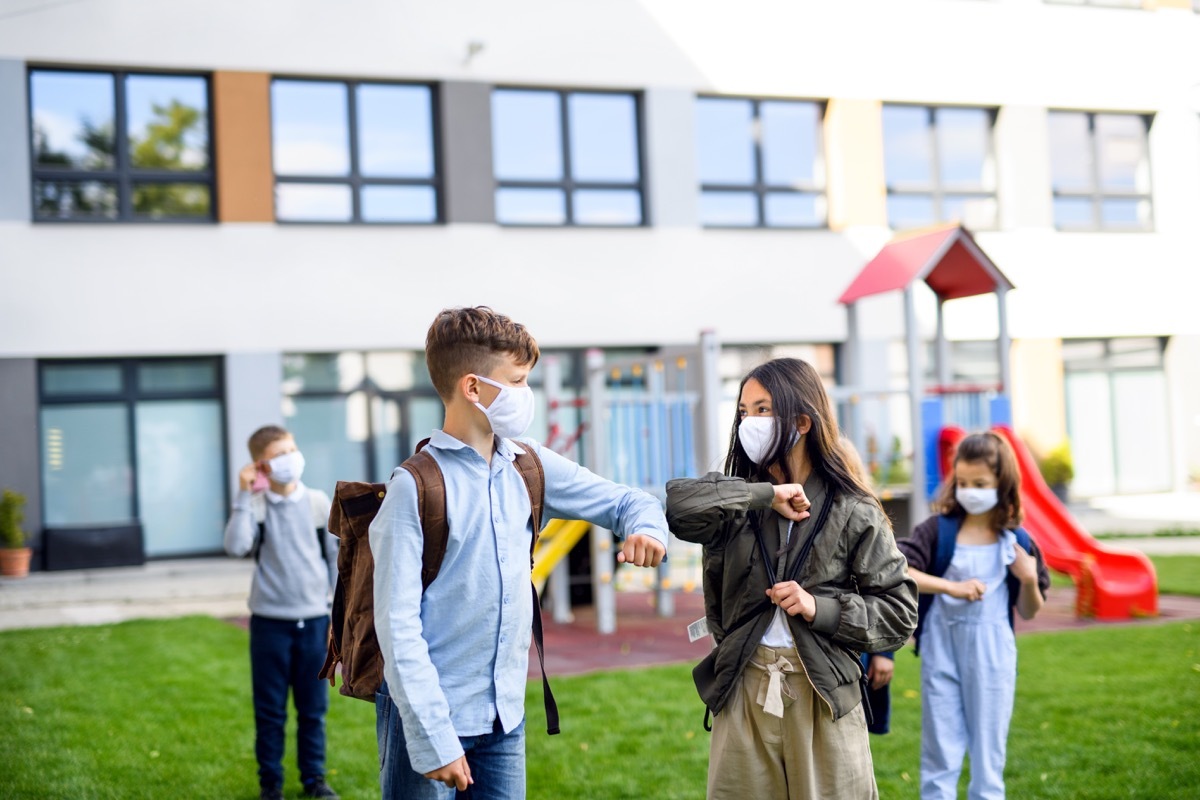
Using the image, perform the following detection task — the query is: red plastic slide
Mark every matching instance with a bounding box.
[938,425,1158,619]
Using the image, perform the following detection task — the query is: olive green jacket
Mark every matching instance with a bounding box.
[666,471,918,719]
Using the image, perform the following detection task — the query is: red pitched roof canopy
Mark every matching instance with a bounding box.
[838,224,1014,305]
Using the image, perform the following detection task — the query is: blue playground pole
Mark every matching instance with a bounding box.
[922,396,944,497]
[990,394,1012,427]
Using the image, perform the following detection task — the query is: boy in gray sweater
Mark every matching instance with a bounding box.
[224,425,339,800]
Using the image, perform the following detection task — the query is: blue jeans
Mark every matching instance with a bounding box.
[376,681,526,799]
[249,614,330,790]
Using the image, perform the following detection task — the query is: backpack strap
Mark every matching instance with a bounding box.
[251,494,267,562]
[1003,526,1036,632]
[507,441,558,736]
[400,447,449,593]
[310,490,330,561]
[913,515,961,656]
[933,515,959,578]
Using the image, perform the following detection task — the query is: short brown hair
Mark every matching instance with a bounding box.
[934,431,1024,530]
[425,306,540,400]
[248,425,290,460]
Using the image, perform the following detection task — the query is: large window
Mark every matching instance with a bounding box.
[271,79,440,223]
[491,88,644,226]
[695,97,826,228]
[29,68,213,222]
[283,350,589,490]
[882,104,997,230]
[1063,338,1171,495]
[39,358,227,557]
[1048,111,1152,231]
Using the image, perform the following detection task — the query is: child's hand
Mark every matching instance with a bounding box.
[238,462,260,492]
[771,484,812,522]
[425,755,472,791]
[947,578,986,601]
[867,654,894,690]
[766,581,817,622]
[1009,543,1038,585]
[617,533,665,568]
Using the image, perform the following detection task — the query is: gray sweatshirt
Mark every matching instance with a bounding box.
[224,484,338,619]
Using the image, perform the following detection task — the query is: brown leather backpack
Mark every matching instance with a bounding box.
[318,439,560,734]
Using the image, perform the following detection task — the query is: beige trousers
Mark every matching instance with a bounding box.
[707,645,879,800]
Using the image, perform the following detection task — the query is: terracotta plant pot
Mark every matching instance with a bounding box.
[0,547,32,578]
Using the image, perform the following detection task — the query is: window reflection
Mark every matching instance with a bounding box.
[31,71,115,170]
[696,98,755,186]
[357,84,435,178]
[492,88,644,226]
[882,104,995,230]
[271,80,350,176]
[568,93,639,182]
[34,180,118,220]
[492,90,563,181]
[271,78,439,223]
[695,96,825,228]
[1048,111,1152,231]
[126,75,209,171]
[495,188,566,225]
[30,68,214,222]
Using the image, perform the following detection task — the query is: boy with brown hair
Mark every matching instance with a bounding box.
[371,306,668,799]
[224,425,339,800]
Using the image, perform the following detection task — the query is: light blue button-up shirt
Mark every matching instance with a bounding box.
[370,431,669,774]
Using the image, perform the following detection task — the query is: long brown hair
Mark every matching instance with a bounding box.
[725,358,880,513]
[935,431,1024,530]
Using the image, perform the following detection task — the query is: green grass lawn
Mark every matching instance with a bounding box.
[3,616,1199,799]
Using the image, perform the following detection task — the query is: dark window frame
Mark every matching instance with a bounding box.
[696,94,828,230]
[28,65,217,224]
[1049,109,1154,232]
[882,103,999,230]
[491,86,649,228]
[37,356,228,533]
[270,75,443,225]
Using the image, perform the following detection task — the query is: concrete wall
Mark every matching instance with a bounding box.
[0,59,30,221]
[0,360,42,550]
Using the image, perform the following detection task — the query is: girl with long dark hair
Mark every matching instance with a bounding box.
[666,357,918,800]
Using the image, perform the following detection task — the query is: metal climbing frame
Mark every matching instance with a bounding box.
[578,331,724,634]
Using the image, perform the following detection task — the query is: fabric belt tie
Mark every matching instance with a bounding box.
[751,652,798,718]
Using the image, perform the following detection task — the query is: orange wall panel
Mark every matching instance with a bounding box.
[212,71,274,222]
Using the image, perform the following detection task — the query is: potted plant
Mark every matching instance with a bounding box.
[1038,443,1075,504]
[0,489,33,578]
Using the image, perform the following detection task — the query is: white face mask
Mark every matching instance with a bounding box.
[268,450,305,485]
[956,487,998,516]
[737,416,797,466]
[473,375,535,440]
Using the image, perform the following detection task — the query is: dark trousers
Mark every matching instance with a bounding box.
[249,614,331,789]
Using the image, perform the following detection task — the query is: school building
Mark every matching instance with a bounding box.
[1,0,1198,569]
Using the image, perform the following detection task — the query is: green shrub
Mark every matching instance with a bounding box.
[0,489,27,549]
[1038,442,1074,486]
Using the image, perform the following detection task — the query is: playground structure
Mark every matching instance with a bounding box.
[839,224,1158,620]
[534,333,723,633]
[532,224,1157,631]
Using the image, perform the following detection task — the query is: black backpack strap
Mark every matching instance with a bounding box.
[253,522,265,563]
[510,443,558,736]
